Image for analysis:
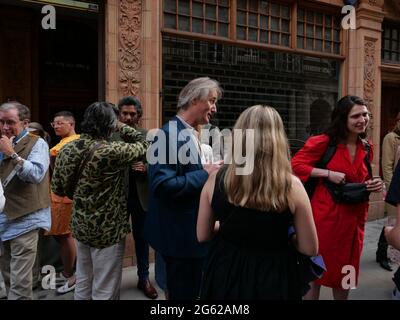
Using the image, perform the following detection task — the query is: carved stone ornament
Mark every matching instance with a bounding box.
[119,0,142,96]
[364,39,376,130]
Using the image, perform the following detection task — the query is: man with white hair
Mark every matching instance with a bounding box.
[144,77,223,300]
[0,101,51,300]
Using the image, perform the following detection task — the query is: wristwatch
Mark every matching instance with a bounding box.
[10,152,23,165]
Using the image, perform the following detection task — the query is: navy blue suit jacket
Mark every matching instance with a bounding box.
[144,116,209,258]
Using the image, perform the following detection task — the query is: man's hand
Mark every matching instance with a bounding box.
[203,160,223,175]
[0,135,15,156]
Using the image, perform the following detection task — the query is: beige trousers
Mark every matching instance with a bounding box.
[0,229,39,300]
[74,237,126,300]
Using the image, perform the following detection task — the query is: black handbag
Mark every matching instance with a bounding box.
[324,180,370,204]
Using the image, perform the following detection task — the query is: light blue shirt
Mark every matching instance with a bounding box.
[0,137,51,241]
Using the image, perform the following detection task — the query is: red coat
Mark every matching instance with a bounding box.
[292,134,373,288]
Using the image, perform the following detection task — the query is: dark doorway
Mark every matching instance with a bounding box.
[0,0,104,145]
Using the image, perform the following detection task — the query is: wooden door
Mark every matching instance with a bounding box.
[0,7,32,107]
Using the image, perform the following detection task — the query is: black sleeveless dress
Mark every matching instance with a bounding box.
[200,170,302,300]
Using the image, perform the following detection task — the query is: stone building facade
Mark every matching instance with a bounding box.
[2,0,400,265]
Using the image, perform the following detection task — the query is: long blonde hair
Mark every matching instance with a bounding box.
[224,105,292,212]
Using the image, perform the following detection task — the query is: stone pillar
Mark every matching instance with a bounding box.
[346,0,384,219]
[141,0,161,130]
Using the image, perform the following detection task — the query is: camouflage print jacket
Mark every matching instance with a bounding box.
[51,124,149,248]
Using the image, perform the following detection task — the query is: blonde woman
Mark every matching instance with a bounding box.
[197,105,318,300]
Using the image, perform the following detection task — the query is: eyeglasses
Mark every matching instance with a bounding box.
[50,122,70,128]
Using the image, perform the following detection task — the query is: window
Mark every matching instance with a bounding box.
[382,24,400,64]
[297,8,341,54]
[163,0,230,37]
[236,0,290,46]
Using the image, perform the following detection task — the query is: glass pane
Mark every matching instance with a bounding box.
[206,21,216,35]
[237,11,246,25]
[178,1,190,15]
[260,1,269,15]
[193,18,203,33]
[316,26,322,39]
[282,34,289,46]
[282,19,289,32]
[325,15,332,26]
[306,24,313,37]
[179,16,190,31]
[325,41,332,52]
[297,36,304,49]
[393,29,398,39]
[249,13,258,27]
[316,39,322,51]
[325,28,331,41]
[384,50,390,61]
[237,0,247,10]
[297,22,304,36]
[271,3,280,16]
[384,39,390,50]
[282,6,290,19]
[218,23,228,37]
[392,41,398,52]
[193,2,203,18]
[306,38,313,50]
[219,7,229,22]
[237,26,246,40]
[384,27,390,38]
[249,28,258,41]
[164,13,176,29]
[316,13,323,25]
[206,5,216,19]
[260,30,268,43]
[271,32,279,44]
[333,29,340,41]
[206,0,216,3]
[271,17,279,31]
[306,11,314,23]
[164,0,176,13]
[298,9,304,21]
[260,15,268,29]
[249,0,258,11]
[218,0,229,6]
[334,43,340,54]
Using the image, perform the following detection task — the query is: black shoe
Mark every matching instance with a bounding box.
[376,227,393,271]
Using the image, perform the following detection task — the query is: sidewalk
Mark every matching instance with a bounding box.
[2,217,395,300]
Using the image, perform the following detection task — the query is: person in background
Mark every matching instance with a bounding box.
[0,101,51,300]
[382,156,400,300]
[377,112,400,271]
[292,95,382,300]
[45,111,80,294]
[116,96,158,299]
[197,105,318,299]
[51,102,148,300]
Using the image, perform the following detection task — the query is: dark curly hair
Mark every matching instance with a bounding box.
[80,102,117,139]
[324,95,368,144]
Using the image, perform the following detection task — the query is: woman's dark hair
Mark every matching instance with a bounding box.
[324,95,368,144]
[80,102,117,139]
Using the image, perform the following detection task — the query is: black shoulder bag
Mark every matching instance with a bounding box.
[324,142,372,204]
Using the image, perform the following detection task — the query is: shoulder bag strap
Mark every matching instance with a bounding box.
[72,141,103,196]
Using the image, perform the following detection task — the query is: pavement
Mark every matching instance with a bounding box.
[0,217,398,300]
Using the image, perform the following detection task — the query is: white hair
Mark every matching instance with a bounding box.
[177,77,223,110]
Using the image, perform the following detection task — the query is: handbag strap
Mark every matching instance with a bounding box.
[72,141,103,196]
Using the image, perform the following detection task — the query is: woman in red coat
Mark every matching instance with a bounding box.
[292,95,383,300]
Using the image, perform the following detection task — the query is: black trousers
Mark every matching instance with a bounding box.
[162,255,205,300]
